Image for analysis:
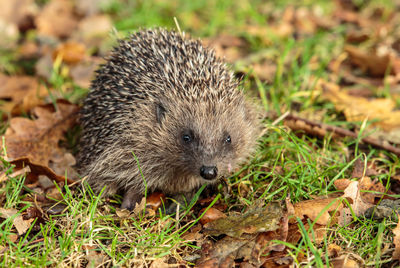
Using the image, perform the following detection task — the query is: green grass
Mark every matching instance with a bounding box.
[1,0,400,266]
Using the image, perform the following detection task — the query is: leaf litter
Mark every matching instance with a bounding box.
[1,0,400,267]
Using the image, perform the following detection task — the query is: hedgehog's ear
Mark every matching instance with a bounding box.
[155,103,166,124]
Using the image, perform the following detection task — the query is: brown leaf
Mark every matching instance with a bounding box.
[393,216,400,260]
[73,15,113,52]
[327,243,342,257]
[0,208,33,235]
[0,75,49,116]
[0,0,37,30]
[350,158,379,179]
[329,253,363,268]
[339,178,374,225]
[53,41,86,65]
[345,45,390,77]
[146,192,166,211]
[203,202,283,238]
[74,0,112,16]
[35,0,78,39]
[319,79,400,132]
[10,157,72,184]
[202,35,248,63]
[334,179,351,190]
[251,60,277,82]
[292,198,343,225]
[70,57,103,88]
[196,236,249,268]
[3,100,78,181]
[18,41,40,59]
[200,207,226,225]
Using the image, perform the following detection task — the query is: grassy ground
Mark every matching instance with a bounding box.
[1,0,400,267]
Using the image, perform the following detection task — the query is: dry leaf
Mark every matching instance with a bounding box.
[150,257,174,268]
[4,100,78,165]
[203,35,248,63]
[199,207,226,225]
[334,178,351,190]
[0,0,37,30]
[0,208,33,235]
[53,41,86,64]
[2,100,78,181]
[70,57,103,88]
[73,0,112,16]
[203,202,282,238]
[319,79,400,132]
[36,0,78,39]
[9,157,72,184]
[0,75,49,116]
[146,192,166,211]
[339,179,374,225]
[330,254,362,268]
[292,198,343,225]
[73,15,113,51]
[392,216,400,260]
[345,45,391,77]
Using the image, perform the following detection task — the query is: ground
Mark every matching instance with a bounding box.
[1,0,400,267]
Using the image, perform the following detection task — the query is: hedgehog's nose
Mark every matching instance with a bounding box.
[200,166,218,180]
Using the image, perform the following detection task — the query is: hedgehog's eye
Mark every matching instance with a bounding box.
[182,134,193,143]
[225,135,231,144]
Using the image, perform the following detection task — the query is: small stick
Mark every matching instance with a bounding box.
[279,113,400,156]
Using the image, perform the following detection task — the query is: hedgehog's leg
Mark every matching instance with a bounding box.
[121,188,143,210]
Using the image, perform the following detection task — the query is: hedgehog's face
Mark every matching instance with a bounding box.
[177,126,235,181]
[155,98,259,184]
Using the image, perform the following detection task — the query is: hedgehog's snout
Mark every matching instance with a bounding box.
[200,165,218,180]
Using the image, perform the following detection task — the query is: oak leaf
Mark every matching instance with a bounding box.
[2,100,78,182]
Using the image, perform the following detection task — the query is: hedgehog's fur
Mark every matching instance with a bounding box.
[78,28,261,209]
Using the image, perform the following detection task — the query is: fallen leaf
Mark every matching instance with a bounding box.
[70,57,103,88]
[334,179,351,190]
[73,15,113,52]
[0,75,49,116]
[53,41,86,64]
[339,178,374,225]
[9,157,72,184]
[74,0,112,16]
[345,45,390,77]
[319,79,400,132]
[0,208,33,235]
[199,207,226,225]
[203,35,249,63]
[292,198,343,225]
[329,252,364,268]
[0,19,19,50]
[0,0,37,30]
[393,216,400,260]
[203,202,282,238]
[2,100,78,181]
[146,192,166,211]
[327,243,342,257]
[4,100,78,165]
[35,0,78,39]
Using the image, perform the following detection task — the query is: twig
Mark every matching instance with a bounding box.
[278,113,400,156]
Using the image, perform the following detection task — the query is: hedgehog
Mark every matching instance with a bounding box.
[78,28,261,210]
